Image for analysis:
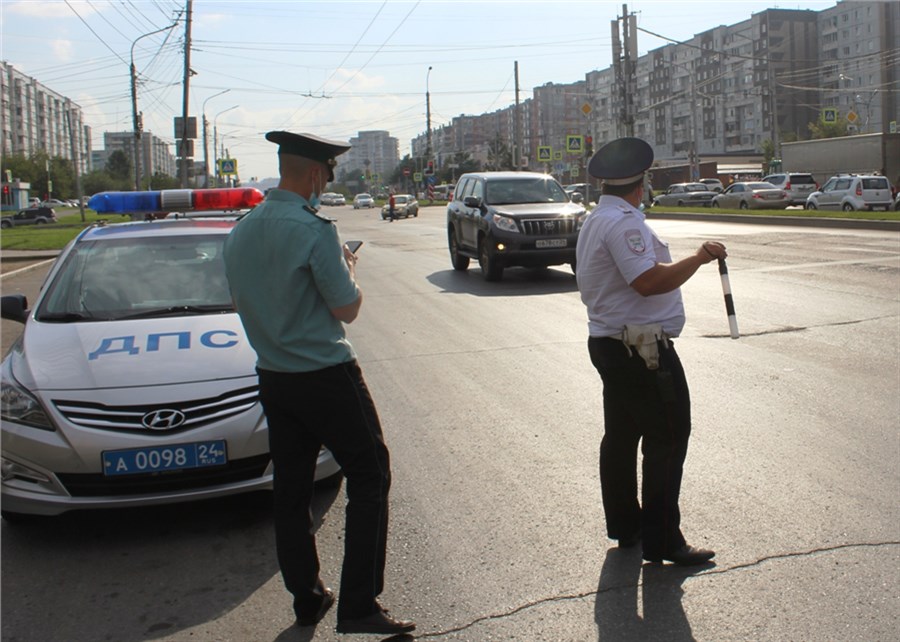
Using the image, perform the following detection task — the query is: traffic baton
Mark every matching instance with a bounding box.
[718,258,740,339]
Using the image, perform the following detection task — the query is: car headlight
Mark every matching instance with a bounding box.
[492,214,519,233]
[1,378,55,431]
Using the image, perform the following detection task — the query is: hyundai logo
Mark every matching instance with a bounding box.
[142,409,186,430]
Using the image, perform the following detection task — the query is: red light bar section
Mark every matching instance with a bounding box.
[192,188,264,210]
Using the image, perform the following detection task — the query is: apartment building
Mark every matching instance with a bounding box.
[337,130,400,182]
[1,61,91,174]
[99,131,176,181]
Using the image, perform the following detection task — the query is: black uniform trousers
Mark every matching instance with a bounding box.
[588,336,691,559]
[257,361,391,621]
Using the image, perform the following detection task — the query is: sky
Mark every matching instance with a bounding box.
[1,0,839,182]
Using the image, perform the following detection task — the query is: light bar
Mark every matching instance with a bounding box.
[88,188,264,214]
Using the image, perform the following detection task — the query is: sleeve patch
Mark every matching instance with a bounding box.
[624,229,647,254]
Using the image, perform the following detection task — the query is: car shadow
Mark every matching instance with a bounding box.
[0,483,342,642]
[426,266,578,297]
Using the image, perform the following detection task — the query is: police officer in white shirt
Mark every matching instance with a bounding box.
[576,137,726,566]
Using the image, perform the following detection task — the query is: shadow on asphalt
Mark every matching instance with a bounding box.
[427,266,578,297]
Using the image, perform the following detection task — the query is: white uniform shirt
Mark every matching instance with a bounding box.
[575,195,685,337]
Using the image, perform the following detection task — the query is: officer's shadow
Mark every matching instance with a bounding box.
[594,547,710,642]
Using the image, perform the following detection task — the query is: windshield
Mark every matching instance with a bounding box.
[37,234,233,322]
[485,178,568,205]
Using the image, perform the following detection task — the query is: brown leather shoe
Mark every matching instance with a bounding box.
[645,544,715,566]
[296,588,335,627]
[336,606,416,635]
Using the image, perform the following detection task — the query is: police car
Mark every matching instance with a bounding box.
[0,217,340,520]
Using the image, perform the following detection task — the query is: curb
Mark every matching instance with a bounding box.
[646,211,900,231]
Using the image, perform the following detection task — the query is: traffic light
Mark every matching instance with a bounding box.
[585,135,593,157]
[424,160,434,175]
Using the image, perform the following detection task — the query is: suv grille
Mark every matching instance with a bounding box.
[56,453,271,496]
[53,385,259,434]
[520,218,575,236]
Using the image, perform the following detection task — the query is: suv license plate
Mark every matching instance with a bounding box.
[536,239,567,248]
[102,440,227,476]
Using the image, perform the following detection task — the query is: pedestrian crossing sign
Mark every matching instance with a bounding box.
[566,135,584,154]
[218,158,237,176]
[538,146,552,162]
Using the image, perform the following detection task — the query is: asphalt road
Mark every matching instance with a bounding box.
[2,205,899,641]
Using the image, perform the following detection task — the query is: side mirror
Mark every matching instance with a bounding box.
[463,195,483,209]
[1,294,29,324]
[570,192,584,204]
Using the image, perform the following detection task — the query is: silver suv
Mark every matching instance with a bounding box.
[805,174,894,212]
[447,172,586,281]
[761,173,819,206]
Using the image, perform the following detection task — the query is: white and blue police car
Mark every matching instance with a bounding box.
[1,217,340,520]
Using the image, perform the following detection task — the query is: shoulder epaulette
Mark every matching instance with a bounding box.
[304,205,335,222]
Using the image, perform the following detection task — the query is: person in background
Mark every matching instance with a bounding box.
[575,136,727,567]
[388,190,396,222]
[223,130,415,636]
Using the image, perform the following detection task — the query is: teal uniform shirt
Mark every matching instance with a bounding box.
[223,189,359,372]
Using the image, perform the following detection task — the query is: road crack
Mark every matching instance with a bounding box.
[701,314,898,338]
[411,541,900,639]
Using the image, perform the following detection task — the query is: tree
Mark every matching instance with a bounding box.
[808,119,851,140]
[485,133,513,171]
[106,150,132,181]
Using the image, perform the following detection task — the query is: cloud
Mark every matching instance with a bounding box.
[5,0,96,18]
[51,39,75,63]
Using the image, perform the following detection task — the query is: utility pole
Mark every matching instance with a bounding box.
[612,5,637,138]
[179,0,194,188]
[514,61,522,170]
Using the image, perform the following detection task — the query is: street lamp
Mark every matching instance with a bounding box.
[425,66,433,161]
[130,23,178,191]
[202,89,230,188]
[213,105,238,187]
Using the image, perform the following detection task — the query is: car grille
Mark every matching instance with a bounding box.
[53,385,259,435]
[520,218,576,236]
[56,453,271,497]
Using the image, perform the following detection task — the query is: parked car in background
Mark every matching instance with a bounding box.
[712,182,789,209]
[353,193,374,209]
[331,193,346,206]
[0,206,58,228]
[804,174,893,212]
[761,172,819,206]
[0,218,340,520]
[381,194,419,219]
[564,183,601,204]
[40,199,67,208]
[652,183,716,207]
[28,197,41,207]
[319,192,340,206]
[447,171,587,281]
[698,178,724,192]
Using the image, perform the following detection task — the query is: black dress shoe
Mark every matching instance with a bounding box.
[336,606,416,635]
[296,588,335,627]
[645,544,715,566]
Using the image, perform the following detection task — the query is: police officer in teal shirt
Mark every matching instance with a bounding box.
[223,131,414,636]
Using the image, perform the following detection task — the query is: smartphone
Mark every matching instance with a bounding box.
[344,240,363,254]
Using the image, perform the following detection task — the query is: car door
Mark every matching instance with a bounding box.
[461,178,485,247]
[821,178,851,209]
[718,184,739,207]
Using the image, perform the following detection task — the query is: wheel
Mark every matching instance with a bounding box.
[842,203,855,212]
[677,200,685,206]
[36,219,48,224]
[478,236,504,282]
[413,209,418,217]
[712,201,721,208]
[805,202,817,210]
[0,220,11,229]
[652,200,660,207]
[382,213,388,220]
[739,201,749,210]
[448,229,470,271]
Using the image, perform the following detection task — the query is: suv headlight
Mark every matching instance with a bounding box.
[492,214,519,233]
[1,378,55,431]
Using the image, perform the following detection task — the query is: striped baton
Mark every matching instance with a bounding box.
[718,258,739,339]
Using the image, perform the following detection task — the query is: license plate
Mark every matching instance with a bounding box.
[536,239,567,248]
[102,440,227,476]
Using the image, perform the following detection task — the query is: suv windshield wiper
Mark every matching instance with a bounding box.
[37,312,97,323]
[119,304,233,320]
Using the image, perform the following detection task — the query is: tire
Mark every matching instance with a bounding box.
[478,235,504,282]
[0,220,11,229]
[739,201,749,210]
[805,202,817,210]
[448,229,470,271]
[712,201,721,208]
[677,200,685,207]
[36,219,47,224]
[842,203,855,212]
